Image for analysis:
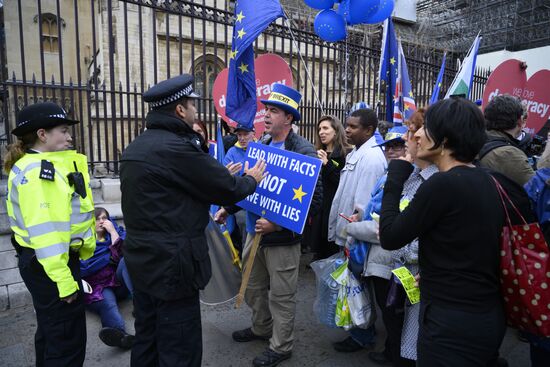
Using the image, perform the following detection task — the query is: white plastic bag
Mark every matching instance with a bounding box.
[347,273,376,329]
[332,260,354,330]
[310,252,346,328]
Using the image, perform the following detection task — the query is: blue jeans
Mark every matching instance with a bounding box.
[87,260,132,331]
[116,258,134,295]
[88,286,128,330]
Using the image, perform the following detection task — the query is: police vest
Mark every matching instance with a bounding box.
[6,150,96,297]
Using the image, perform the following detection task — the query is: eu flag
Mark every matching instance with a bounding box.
[226,0,285,129]
[378,19,399,123]
[429,53,446,105]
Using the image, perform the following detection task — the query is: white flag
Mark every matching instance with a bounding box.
[445,34,482,99]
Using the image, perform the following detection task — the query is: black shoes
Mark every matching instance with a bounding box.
[232,327,271,342]
[98,327,135,350]
[120,333,135,349]
[333,336,373,353]
[252,348,291,367]
[368,351,393,365]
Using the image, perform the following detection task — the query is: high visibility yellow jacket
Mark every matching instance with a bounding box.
[6,150,96,298]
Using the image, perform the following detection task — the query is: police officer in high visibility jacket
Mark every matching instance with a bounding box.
[4,102,96,367]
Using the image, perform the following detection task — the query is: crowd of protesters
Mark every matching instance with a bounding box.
[213,92,549,367]
[4,69,550,367]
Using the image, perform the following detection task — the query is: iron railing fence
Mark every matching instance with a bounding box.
[0,0,490,177]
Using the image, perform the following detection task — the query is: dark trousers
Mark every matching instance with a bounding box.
[372,277,415,367]
[531,343,550,367]
[417,302,506,367]
[18,248,86,367]
[523,332,550,367]
[131,289,202,367]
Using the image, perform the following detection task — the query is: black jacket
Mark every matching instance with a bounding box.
[229,130,323,247]
[120,110,257,300]
[319,147,347,227]
[316,147,347,239]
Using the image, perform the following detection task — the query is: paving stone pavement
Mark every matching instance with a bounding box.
[0,255,530,367]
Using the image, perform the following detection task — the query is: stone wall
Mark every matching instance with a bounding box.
[0,178,122,311]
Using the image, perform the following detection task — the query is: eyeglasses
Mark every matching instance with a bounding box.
[385,144,406,151]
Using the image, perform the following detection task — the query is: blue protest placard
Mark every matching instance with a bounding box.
[237,142,321,234]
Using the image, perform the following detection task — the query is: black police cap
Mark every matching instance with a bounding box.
[12,102,79,137]
[143,74,200,109]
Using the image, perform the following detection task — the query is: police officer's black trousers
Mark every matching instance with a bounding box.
[131,289,202,367]
[18,248,86,367]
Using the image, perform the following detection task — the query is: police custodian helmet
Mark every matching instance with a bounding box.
[12,102,79,137]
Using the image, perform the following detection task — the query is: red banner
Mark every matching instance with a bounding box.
[482,59,550,134]
[212,53,293,136]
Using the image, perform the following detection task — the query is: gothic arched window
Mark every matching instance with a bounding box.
[41,13,61,53]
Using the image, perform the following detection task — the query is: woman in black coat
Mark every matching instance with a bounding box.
[305,115,351,260]
[380,98,513,366]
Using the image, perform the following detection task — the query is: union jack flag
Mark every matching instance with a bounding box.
[392,42,416,124]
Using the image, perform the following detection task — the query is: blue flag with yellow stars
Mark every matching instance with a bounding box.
[226,0,285,129]
[429,53,446,105]
[378,18,399,123]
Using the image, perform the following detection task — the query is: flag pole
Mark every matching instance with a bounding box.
[376,80,382,117]
[376,19,389,117]
[235,233,263,308]
[282,12,325,115]
[467,32,482,99]
[344,36,350,105]
[445,31,481,99]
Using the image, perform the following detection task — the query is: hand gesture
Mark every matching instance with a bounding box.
[214,207,229,224]
[100,219,116,234]
[255,218,278,235]
[398,153,414,163]
[61,291,78,304]
[350,207,364,222]
[317,149,328,165]
[349,213,360,222]
[225,162,243,176]
[244,159,268,184]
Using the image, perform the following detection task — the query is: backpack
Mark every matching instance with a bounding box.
[524,168,550,244]
[478,137,511,161]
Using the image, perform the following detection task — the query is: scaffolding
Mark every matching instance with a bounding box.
[414,0,550,54]
[282,0,550,60]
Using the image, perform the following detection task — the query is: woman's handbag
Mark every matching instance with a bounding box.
[385,273,407,310]
[493,177,550,337]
